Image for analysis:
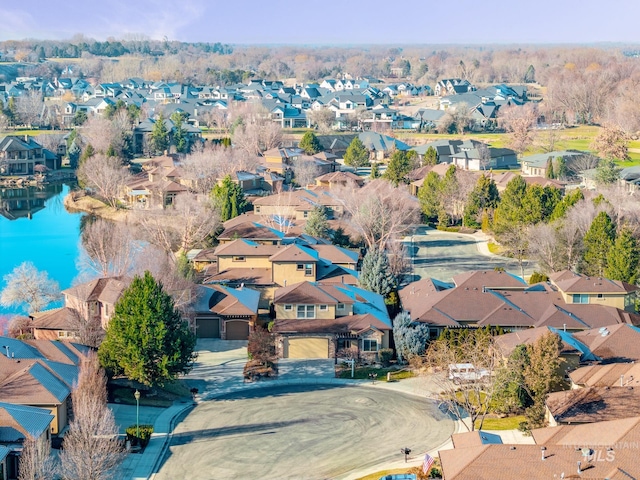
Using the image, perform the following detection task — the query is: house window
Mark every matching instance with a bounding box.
[305,264,313,276]
[58,331,66,338]
[319,305,328,311]
[256,206,261,213]
[337,303,345,310]
[233,256,245,262]
[284,304,293,311]
[572,294,589,304]
[303,211,309,218]
[297,264,304,270]
[363,339,378,352]
[296,305,315,319]
[597,293,604,299]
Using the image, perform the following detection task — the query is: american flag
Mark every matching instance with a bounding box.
[423,453,435,474]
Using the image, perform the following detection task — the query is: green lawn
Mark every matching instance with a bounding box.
[109,381,191,408]
[336,366,414,381]
[476,415,526,430]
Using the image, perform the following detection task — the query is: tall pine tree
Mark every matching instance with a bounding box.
[343,137,370,167]
[211,175,247,221]
[359,248,396,298]
[605,226,640,283]
[581,211,616,277]
[299,131,322,155]
[98,271,197,387]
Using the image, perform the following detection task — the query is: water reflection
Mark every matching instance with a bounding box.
[0,183,65,221]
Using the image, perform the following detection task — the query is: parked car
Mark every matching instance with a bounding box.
[448,363,489,384]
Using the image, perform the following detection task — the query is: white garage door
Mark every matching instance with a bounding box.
[287,338,329,359]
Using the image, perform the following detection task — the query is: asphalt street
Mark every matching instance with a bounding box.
[406,227,537,283]
[154,384,453,480]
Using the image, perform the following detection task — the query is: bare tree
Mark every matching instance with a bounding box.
[78,218,141,277]
[590,124,629,161]
[555,216,584,271]
[79,115,122,155]
[448,103,472,134]
[567,153,600,177]
[308,109,335,133]
[231,103,283,155]
[499,103,538,155]
[259,189,296,235]
[0,111,8,132]
[16,90,43,127]
[58,352,123,480]
[499,224,530,279]
[0,262,60,314]
[136,193,219,258]
[77,154,131,209]
[18,436,56,480]
[292,158,319,188]
[535,127,561,153]
[419,329,501,432]
[335,180,420,250]
[7,315,33,339]
[527,222,564,273]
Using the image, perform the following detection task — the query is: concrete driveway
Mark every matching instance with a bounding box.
[154,384,454,480]
[405,227,537,283]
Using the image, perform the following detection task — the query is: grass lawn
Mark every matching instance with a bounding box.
[487,242,503,255]
[109,381,191,408]
[476,415,526,430]
[336,366,415,381]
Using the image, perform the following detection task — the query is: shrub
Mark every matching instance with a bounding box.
[378,348,394,367]
[126,424,154,447]
[529,271,549,284]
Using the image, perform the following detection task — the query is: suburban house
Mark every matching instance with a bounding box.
[191,284,260,340]
[434,78,475,96]
[205,240,359,307]
[399,270,640,337]
[0,402,54,480]
[60,276,130,330]
[124,155,189,208]
[132,117,202,156]
[315,171,365,189]
[492,171,565,193]
[450,146,518,171]
[271,282,391,360]
[357,131,410,161]
[0,338,86,436]
[0,136,59,176]
[252,187,345,221]
[521,150,590,177]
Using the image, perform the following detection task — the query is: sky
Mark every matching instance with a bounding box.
[2,0,640,45]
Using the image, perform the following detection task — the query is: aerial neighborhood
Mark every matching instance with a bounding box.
[2,37,640,480]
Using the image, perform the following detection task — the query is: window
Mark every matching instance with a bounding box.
[58,331,66,338]
[256,206,261,213]
[597,293,604,299]
[319,305,328,311]
[296,305,315,319]
[363,339,378,352]
[284,304,292,311]
[305,264,313,276]
[233,256,245,262]
[337,303,345,310]
[303,211,309,218]
[572,294,589,304]
[297,264,304,270]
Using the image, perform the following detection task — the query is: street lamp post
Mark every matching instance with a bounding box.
[401,447,411,463]
[134,390,140,441]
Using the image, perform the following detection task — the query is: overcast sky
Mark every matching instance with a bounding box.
[2,0,640,45]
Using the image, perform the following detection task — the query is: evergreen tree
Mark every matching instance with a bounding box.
[417,171,442,221]
[343,137,370,167]
[423,146,438,166]
[549,189,584,222]
[595,158,622,185]
[98,271,197,387]
[332,227,351,247]
[80,143,95,163]
[545,158,555,179]
[384,150,413,186]
[176,252,196,281]
[211,175,247,222]
[299,131,322,155]
[359,248,396,298]
[73,110,87,126]
[151,113,169,154]
[370,162,379,179]
[555,156,568,180]
[463,174,500,228]
[173,119,189,153]
[581,211,616,277]
[493,175,527,234]
[304,206,330,239]
[605,227,640,284]
[393,311,430,364]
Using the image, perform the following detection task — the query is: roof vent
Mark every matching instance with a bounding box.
[510,446,516,450]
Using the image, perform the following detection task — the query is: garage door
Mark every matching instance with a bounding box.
[226,320,249,340]
[287,338,329,359]
[196,318,220,338]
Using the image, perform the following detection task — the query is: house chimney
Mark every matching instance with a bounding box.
[24,134,29,142]
[541,446,546,461]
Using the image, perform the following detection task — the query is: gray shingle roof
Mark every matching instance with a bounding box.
[29,363,71,402]
[0,402,54,439]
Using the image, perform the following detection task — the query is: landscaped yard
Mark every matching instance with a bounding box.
[475,415,526,430]
[336,365,415,381]
[109,380,191,408]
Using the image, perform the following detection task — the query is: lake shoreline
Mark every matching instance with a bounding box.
[64,192,131,222]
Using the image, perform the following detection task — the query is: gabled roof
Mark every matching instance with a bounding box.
[63,276,131,305]
[572,324,640,362]
[569,362,640,388]
[549,270,638,294]
[269,244,317,263]
[0,402,54,440]
[0,362,70,405]
[547,386,640,423]
[214,239,283,257]
[193,284,260,317]
[274,281,350,306]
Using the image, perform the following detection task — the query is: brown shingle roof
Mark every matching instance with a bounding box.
[214,239,282,257]
[204,268,273,286]
[569,362,640,388]
[63,276,130,305]
[274,282,351,305]
[573,324,640,362]
[546,386,640,424]
[269,245,317,263]
[272,313,390,335]
[30,307,77,331]
[549,270,639,294]
[217,222,283,242]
